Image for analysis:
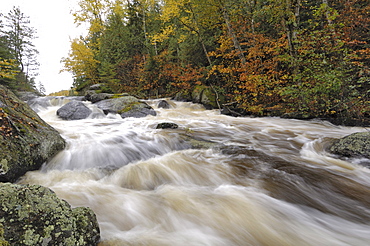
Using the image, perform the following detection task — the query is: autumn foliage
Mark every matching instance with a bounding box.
[62,0,369,124]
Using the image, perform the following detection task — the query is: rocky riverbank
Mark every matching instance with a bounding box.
[0,85,65,182]
[0,85,100,245]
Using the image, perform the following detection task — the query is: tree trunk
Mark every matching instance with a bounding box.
[221,6,246,65]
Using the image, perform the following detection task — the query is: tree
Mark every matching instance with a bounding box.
[3,7,39,80]
[61,37,100,91]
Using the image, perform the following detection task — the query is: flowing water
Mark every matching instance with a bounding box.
[19,97,370,246]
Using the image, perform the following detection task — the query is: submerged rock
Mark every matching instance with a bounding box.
[0,183,100,245]
[0,85,65,182]
[329,132,370,159]
[57,101,92,120]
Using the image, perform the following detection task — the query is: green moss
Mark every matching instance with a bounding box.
[117,102,141,114]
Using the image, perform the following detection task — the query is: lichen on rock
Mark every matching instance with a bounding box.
[329,132,370,159]
[0,85,66,182]
[0,183,100,246]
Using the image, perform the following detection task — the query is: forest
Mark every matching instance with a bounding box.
[1,0,369,124]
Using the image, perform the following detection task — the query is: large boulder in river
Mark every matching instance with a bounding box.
[0,183,100,245]
[329,132,370,159]
[191,85,223,110]
[57,101,92,120]
[95,96,156,118]
[0,85,66,182]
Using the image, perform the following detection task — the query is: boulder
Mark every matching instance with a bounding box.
[84,90,97,102]
[191,85,223,110]
[329,132,370,159]
[156,122,179,129]
[89,93,114,103]
[85,90,115,103]
[57,101,92,120]
[0,85,66,182]
[120,104,156,119]
[95,96,157,118]
[158,100,171,109]
[0,183,100,245]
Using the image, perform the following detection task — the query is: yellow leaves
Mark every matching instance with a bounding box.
[61,38,100,82]
[160,0,183,22]
[151,25,176,43]
[0,60,19,79]
[73,0,107,25]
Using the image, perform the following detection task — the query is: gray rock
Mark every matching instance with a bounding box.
[329,132,370,159]
[156,122,178,129]
[95,96,139,114]
[84,90,97,101]
[96,96,157,118]
[0,183,100,245]
[158,100,171,109]
[0,85,66,182]
[57,101,92,120]
[89,93,114,103]
[120,105,156,118]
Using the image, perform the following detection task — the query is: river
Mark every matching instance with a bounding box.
[18,97,370,246]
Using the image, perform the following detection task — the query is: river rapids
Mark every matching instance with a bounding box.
[18,97,370,246]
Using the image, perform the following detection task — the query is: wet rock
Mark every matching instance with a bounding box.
[120,105,157,118]
[158,100,171,109]
[57,101,92,120]
[156,122,179,129]
[0,183,100,245]
[0,85,66,182]
[329,132,370,159]
[96,96,157,118]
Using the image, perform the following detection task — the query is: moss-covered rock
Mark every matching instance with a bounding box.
[0,85,66,182]
[329,132,370,159]
[95,96,156,118]
[0,183,100,246]
[191,85,224,109]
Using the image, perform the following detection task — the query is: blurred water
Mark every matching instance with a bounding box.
[19,97,370,245]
